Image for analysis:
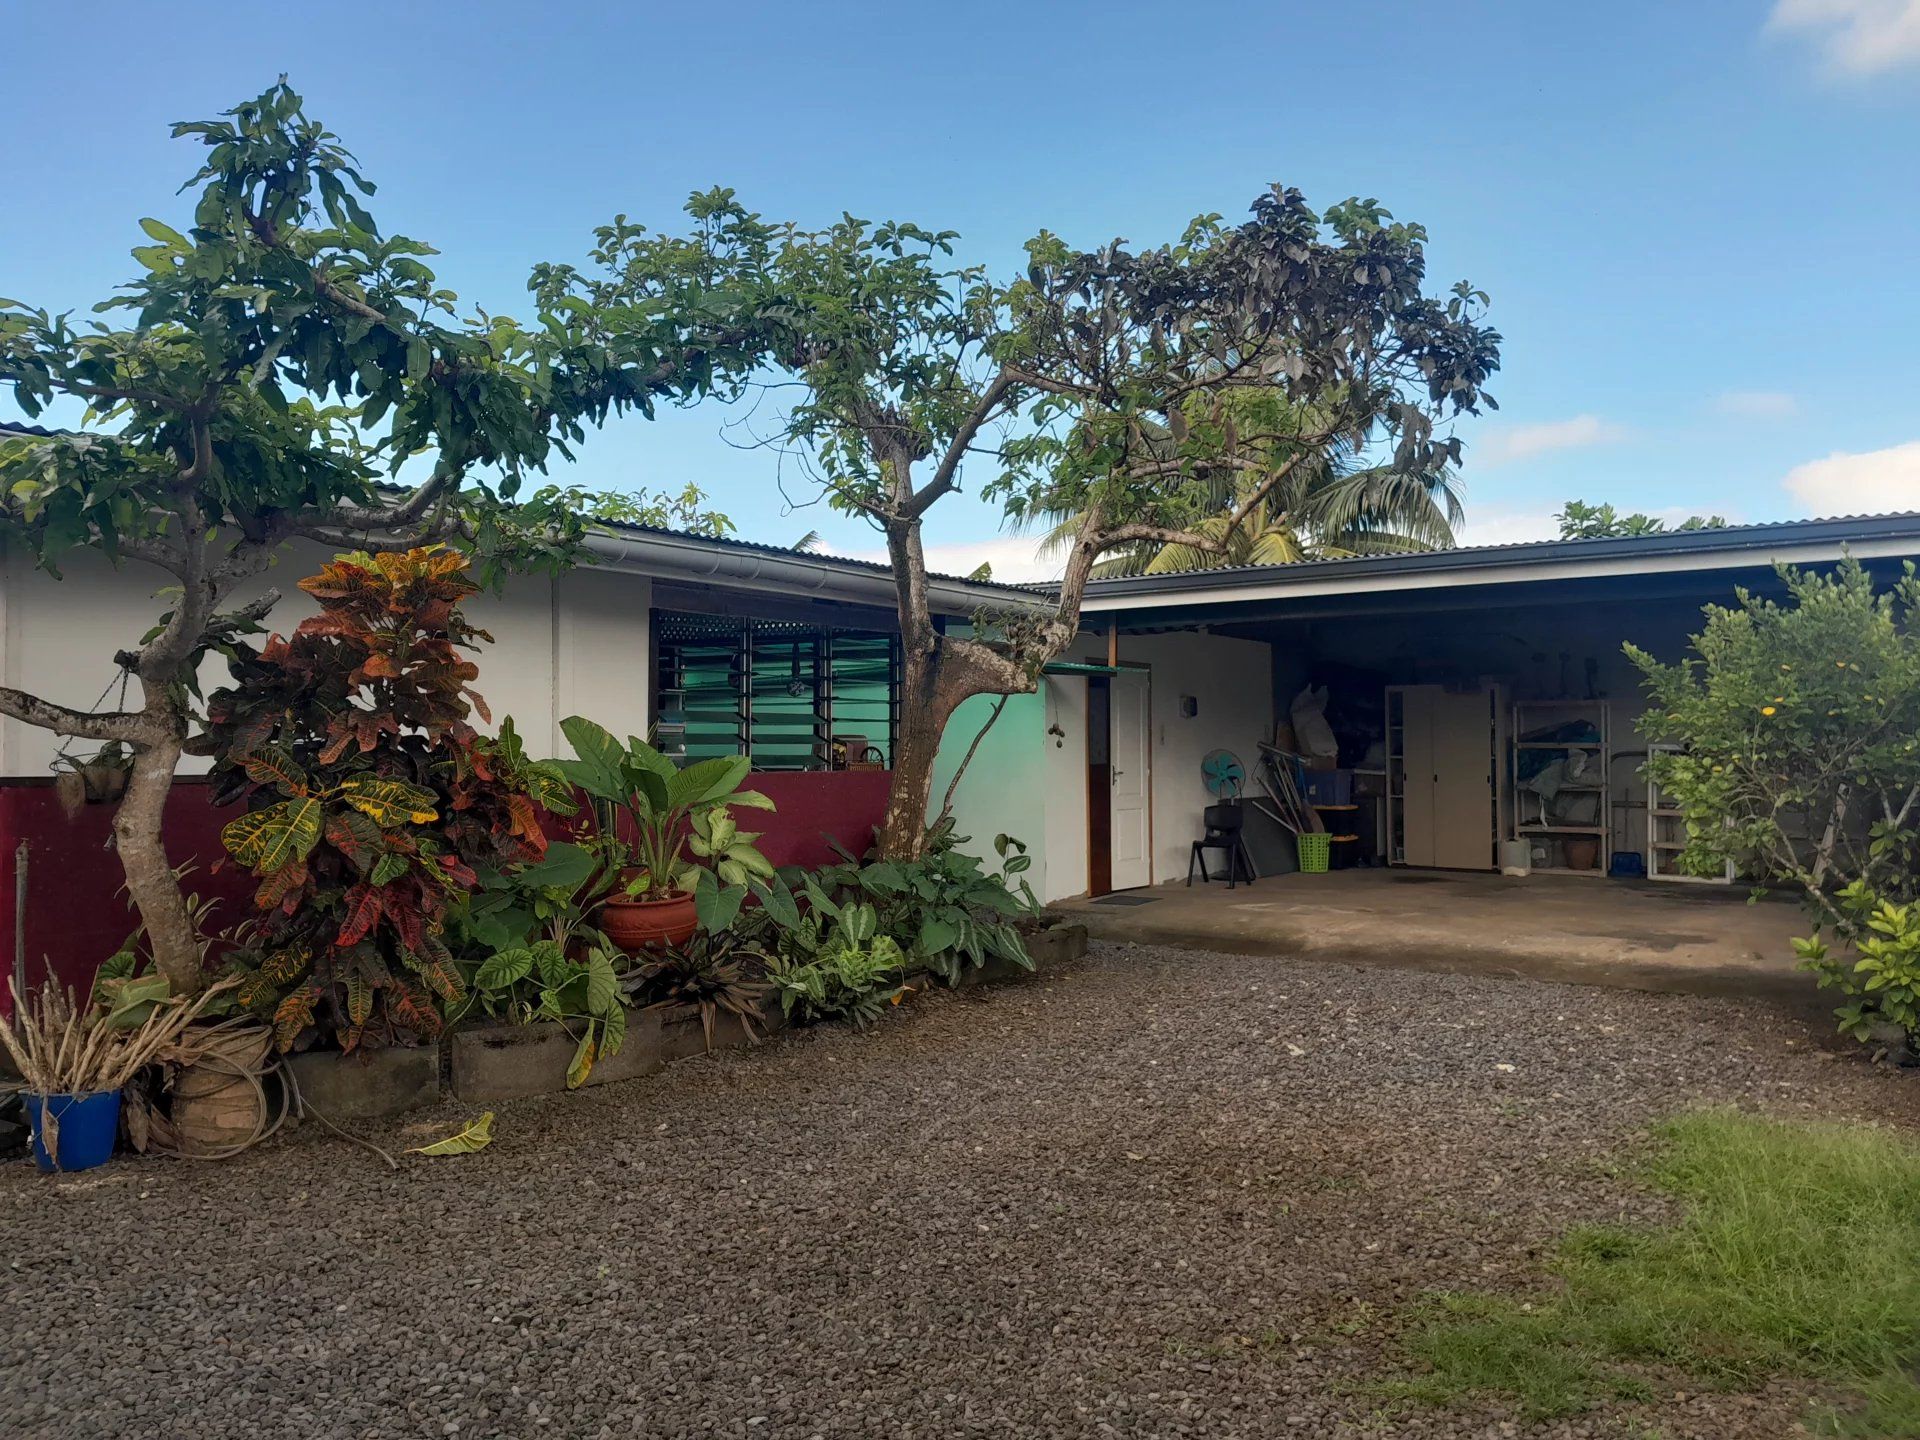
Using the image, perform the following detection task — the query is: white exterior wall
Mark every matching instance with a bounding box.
[1072,630,1275,887]
[0,541,651,775]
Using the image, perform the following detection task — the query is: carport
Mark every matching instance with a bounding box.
[1076,513,1920,888]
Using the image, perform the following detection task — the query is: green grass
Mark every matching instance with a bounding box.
[1385,1110,1920,1434]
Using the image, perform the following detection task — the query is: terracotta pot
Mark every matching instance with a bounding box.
[1562,837,1600,871]
[601,891,698,954]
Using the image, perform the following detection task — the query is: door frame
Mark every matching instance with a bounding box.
[1086,665,1153,896]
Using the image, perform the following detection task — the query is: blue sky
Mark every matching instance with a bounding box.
[5,1,1919,577]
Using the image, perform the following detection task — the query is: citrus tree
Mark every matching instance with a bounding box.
[559,187,1500,857]
[1629,558,1920,1045]
[0,84,764,990]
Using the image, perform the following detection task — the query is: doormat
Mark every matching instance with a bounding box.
[1090,894,1159,907]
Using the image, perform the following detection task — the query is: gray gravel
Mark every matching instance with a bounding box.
[4,942,1915,1439]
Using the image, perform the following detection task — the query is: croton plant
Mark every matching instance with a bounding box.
[207,547,569,1051]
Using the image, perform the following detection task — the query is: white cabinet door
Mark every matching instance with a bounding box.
[1109,671,1153,889]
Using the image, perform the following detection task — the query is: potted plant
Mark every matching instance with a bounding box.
[1,972,236,1173]
[555,717,777,953]
[51,740,134,816]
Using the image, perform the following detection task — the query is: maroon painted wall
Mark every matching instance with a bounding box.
[0,769,890,1010]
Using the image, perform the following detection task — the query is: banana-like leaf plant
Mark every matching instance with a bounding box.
[555,715,775,901]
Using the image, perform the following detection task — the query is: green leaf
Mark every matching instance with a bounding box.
[756,876,801,929]
[474,947,536,991]
[371,852,410,886]
[557,715,629,802]
[582,947,619,1016]
[862,862,908,895]
[839,902,878,945]
[101,973,172,1030]
[668,755,751,807]
[917,915,959,956]
[337,776,438,827]
[695,872,746,933]
[512,840,598,889]
[407,1111,495,1155]
[222,797,324,873]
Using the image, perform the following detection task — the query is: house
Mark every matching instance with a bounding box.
[3,462,1918,980]
[0,514,1038,981]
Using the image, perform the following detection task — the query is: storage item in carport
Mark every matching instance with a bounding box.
[1296,832,1332,873]
[1303,769,1353,806]
[1609,850,1647,879]
[1289,684,1339,765]
[1187,802,1257,888]
[1328,833,1363,869]
[1563,836,1601,870]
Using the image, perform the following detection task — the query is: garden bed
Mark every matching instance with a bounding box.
[450,1008,665,1103]
[285,1044,442,1120]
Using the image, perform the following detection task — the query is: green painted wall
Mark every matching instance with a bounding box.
[929,690,1053,898]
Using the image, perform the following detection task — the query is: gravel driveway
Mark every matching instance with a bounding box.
[5,942,1915,1439]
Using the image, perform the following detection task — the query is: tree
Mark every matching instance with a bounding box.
[1038,397,1466,575]
[559,187,1499,856]
[1628,559,1920,1046]
[0,84,763,990]
[1557,499,1727,539]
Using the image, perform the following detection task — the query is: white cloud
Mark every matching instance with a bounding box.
[1474,415,1626,468]
[1454,508,1564,547]
[1714,389,1800,419]
[836,534,1062,584]
[1782,439,1920,514]
[1768,0,1920,76]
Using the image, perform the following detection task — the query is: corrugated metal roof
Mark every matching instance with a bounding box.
[1063,510,1920,598]
[0,420,1034,601]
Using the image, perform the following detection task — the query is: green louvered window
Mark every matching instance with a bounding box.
[653,611,899,771]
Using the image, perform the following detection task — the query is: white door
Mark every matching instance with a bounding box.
[1109,671,1153,889]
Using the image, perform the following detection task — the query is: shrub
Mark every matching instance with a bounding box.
[625,930,771,1047]
[799,822,1041,985]
[462,940,625,1087]
[765,902,907,1027]
[207,548,557,1051]
[1629,557,1920,1047]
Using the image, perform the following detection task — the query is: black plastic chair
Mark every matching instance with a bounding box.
[1188,802,1257,889]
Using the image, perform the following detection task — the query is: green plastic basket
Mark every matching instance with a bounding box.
[1296,832,1331,873]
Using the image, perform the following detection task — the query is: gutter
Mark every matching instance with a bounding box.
[579,527,1038,618]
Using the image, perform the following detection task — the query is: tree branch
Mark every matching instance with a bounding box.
[0,687,151,744]
[903,368,1021,519]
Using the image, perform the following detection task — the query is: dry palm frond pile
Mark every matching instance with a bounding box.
[1,975,237,1098]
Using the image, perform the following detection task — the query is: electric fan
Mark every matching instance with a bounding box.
[1201,748,1246,799]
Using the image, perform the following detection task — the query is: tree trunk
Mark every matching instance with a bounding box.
[111,707,200,994]
[876,647,956,862]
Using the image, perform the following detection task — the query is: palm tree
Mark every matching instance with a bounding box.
[1034,398,1465,577]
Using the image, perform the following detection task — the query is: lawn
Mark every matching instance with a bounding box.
[1391,1110,1920,1435]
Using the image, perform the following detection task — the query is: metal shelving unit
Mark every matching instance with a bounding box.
[1511,699,1609,874]
[1647,745,1734,884]
[1384,688,1407,865]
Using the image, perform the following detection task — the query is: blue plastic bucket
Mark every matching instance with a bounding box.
[24,1090,121,1173]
